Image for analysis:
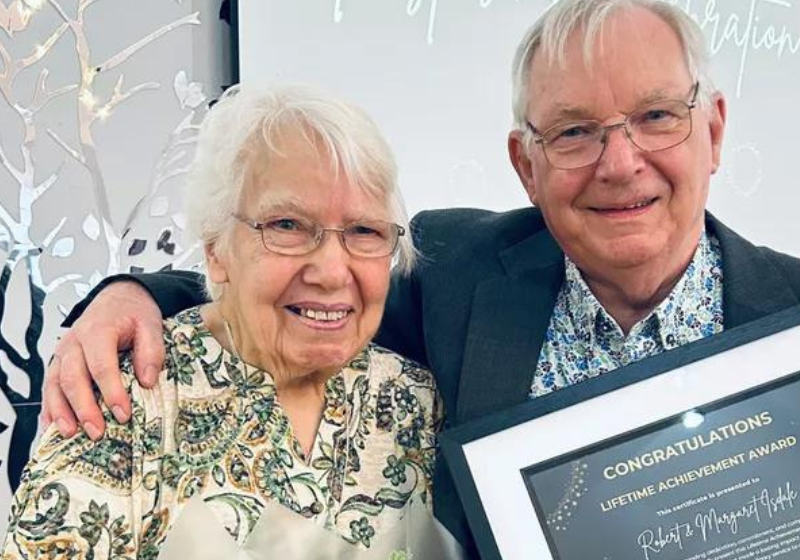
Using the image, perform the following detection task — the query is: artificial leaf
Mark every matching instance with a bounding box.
[128,238,147,256]
[51,237,75,258]
[150,196,169,217]
[174,70,206,109]
[82,213,100,241]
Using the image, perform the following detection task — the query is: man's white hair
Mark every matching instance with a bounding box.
[185,84,415,300]
[511,0,716,133]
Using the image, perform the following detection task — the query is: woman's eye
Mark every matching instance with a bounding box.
[267,218,302,232]
[350,224,381,236]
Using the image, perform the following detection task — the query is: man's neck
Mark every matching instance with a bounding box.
[580,254,694,335]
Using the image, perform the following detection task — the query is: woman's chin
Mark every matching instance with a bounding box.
[291,344,363,376]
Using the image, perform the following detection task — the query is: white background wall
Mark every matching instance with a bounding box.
[239,0,800,256]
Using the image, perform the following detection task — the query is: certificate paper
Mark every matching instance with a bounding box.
[440,307,800,560]
[523,372,800,560]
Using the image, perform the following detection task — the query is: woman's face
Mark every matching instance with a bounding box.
[206,131,393,378]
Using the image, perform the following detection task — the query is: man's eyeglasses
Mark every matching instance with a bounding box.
[527,82,700,170]
[233,215,405,258]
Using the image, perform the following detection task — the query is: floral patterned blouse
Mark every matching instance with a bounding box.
[531,231,724,397]
[2,307,442,559]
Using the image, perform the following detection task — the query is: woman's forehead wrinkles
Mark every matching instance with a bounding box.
[254,194,310,216]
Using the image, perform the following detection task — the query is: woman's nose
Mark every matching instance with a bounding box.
[301,231,353,289]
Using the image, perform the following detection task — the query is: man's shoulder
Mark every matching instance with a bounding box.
[752,245,800,288]
[410,206,547,259]
[710,215,800,281]
[709,214,800,307]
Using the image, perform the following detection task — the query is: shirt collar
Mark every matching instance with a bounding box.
[563,231,718,350]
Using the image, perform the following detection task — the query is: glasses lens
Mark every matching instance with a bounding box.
[627,99,692,152]
[343,221,398,257]
[541,121,605,170]
[260,216,317,255]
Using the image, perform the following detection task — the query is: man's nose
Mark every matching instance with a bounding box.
[302,231,353,289]
[594,123,644,183]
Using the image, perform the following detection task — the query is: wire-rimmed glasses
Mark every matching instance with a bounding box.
[527,82,700,170]
[233,214,405,258]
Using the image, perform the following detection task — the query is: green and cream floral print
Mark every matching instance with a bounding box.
[2,307,442,559]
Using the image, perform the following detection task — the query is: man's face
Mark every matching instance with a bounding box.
[510,7,726,284]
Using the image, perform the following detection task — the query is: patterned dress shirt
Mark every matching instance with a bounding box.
[3,307,442,558]
[531,232,724,397]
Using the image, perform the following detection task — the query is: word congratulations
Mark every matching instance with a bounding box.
[603,412,772,480]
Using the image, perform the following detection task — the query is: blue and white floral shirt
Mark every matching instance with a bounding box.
[531,232,724,397]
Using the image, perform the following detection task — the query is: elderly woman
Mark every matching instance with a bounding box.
[2,86,444,557]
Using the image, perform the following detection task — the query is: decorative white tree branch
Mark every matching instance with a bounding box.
[28,69,78,115]
[96,12,201,73]
[14,23,68,76]
[1,0,210,498]
[92,75,159,124]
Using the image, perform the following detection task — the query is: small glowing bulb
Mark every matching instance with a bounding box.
[82,68,97,85]
[80,89,96,109]
[25,0,44,10]
[34,44,46,57]
[96,106,111,121]
[682,410,704,429]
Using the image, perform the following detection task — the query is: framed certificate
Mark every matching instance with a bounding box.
[440,306,800,560]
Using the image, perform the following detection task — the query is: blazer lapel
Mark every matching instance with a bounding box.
[455,230,564,423]
[710,215,800,327]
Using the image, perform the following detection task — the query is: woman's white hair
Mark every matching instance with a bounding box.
[511,0,716,135]
[185,84,415,300]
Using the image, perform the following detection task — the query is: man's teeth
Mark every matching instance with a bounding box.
[297,308,349,321]
[621,199,653,210]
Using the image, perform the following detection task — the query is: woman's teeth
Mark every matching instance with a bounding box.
[291,307,349,321]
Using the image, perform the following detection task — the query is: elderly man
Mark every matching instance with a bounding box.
[43,0,800,556]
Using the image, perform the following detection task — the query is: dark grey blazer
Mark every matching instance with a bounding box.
[68,207,800,558]
[374,207,800,557]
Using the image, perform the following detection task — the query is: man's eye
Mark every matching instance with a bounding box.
[641,109,677,122]
[551,125,593,142]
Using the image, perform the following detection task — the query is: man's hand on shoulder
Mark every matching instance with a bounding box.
[42,281,166,440]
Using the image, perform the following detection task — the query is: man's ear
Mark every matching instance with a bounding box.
[205,242,229,284]
[708,92,727,174]
[508,130,539,205]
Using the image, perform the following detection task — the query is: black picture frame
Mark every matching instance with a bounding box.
[440,305,800,560]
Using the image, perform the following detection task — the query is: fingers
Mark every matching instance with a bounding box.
[57,342,106,440]
[42,280,166,441]
[41,354,78,437]
[131,317,166,388]
[82,329,131,424]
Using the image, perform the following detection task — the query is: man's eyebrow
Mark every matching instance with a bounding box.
[637,88,678,105]
[535,87,687,128]
[534,104,595,129]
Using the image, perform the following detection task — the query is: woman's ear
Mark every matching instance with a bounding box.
[205,242,229,284]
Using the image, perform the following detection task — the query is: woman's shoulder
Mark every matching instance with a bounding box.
[162,305,209,346]
[358,344,441,423]
[361,344,436,388]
